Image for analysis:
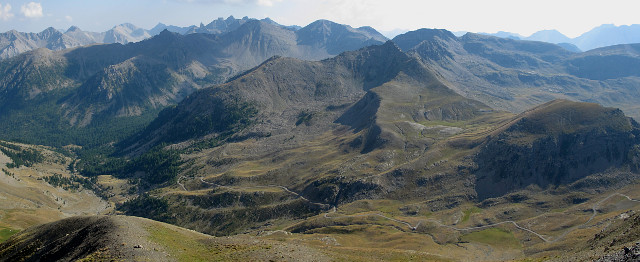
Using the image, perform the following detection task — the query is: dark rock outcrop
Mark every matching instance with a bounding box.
[474,100,640,199]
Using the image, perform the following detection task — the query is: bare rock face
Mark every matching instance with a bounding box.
[596,243,640,262]
[474,100,640,199]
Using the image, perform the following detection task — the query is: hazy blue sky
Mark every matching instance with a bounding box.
[0,0,639,38]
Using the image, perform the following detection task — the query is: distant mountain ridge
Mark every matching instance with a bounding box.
[393,28,640,121]
[482,24,640,51]
[0,16,386,60]
[0,23,152,59]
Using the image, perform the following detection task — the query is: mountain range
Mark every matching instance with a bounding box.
[482,24,640,51]
[393,29,640,121]
[5,18,640,61]
[0,16,385,60]
[1,17,640,261]
[0,23,152,59]
[0,18,387,147]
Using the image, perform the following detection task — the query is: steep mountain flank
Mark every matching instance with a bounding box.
[565,44,640,80]
[474,100,640,199]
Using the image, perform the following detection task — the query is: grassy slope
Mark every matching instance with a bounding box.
[461,228,522,249]
[0,141,110,233]
[0,215,332,262]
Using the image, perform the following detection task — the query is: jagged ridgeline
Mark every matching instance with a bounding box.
[0,19,387,147]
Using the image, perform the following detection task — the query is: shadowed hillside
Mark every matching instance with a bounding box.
[474,100,640,199]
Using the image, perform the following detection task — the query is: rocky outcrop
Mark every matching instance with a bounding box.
[474,100,640,199]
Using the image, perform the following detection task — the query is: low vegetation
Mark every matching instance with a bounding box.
[460,228,521,249]
[461,206,482,223]
[0,227,18,243]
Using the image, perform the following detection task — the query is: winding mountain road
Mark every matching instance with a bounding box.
[322,192,640,243]
[175,176,640,243]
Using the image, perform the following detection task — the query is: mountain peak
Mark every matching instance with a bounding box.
[594,24,617,29]
[380,40,402,53]
[309,19,335,27]
[37,27,62,39]
[526,29,571,43]
[115,23,139,31]
[151,23,166,29]
[66,26,82,33]
[392,28,457,51]
[155,29,180,40]
[261,17,277,25]
[41,27,59,33]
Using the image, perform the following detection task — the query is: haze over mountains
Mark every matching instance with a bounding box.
[393,29,640,121]
[2,16,640,261]
[4,14,640,61]
[0,16,385,60]
[482,24,640,51]
[0,23,152,59]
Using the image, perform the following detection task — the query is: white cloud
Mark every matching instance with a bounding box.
[65,15,73,22]
[21,2,43,18]
[0,3,14,21]
[257,0,282,6]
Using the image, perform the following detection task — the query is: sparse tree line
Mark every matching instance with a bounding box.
[1,168,15,178]
[0,141,44,168]
[43,173,96,191]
